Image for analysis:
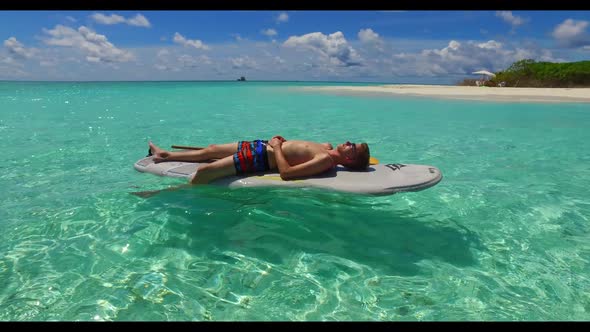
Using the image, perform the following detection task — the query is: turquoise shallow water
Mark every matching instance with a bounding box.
[1,81,589,321]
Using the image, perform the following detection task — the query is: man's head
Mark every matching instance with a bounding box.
[338,141,370,170]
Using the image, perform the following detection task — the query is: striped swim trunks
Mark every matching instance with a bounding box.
[233,140,270,175]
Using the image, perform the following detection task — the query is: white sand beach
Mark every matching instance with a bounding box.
[304,85,590,103]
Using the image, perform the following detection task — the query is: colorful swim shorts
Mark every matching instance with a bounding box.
[233,140,270,175]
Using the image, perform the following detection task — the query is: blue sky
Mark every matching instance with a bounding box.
[1,10,589,83]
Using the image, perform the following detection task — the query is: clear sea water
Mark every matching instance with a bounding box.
[0,81,589,321]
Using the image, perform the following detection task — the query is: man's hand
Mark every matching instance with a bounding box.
[269,135,286,148]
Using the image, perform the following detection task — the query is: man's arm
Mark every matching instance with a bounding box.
[270,138,333,180]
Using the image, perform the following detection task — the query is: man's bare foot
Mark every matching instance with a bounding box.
[148,141,170,163]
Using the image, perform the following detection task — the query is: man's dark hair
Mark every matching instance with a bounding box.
[346,143,370,171]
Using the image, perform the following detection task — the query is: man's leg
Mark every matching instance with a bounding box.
[131,147,240,198]
[189,155,237,184]
[149,141,239,163]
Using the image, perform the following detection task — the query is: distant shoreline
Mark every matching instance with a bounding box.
[301,85,590,103]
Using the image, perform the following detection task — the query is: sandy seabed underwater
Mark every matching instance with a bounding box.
[0,81,589,321]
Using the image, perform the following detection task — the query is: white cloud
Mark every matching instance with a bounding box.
[358,28,381,44]
[154,49,172,70]
[283,31,362,67]
[261,28,278,37]
[91,13,125,25]
[91,13,151,28]
[0,63,28,78]
[154,64,168,71]
[40,58,59,67]
[552,19,590,48]
[154,48,214,72]
[178,54,199,68]
[177,54,213,68]
[127,14,151,28]
[178,54,198,67]
[358,28,384,52]
[127,14,151,27]
[157,49,169,58]
[230,56,258,69]
[42,25,135,63]
[276,12,289,23]
[66,16,77,23]
[198,55,212,65]
[552,19,588,39]
[496,11,527,27]
[2,28,572,82]
[173,32,210,50]
[477,40,502,50]
[86,56,101,63]
[0,55,23,66]
[388,39,560,77]
[231,33,243,42]
[4,37,36,59]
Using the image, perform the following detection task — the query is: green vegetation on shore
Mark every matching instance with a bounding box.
[460,59,590,88]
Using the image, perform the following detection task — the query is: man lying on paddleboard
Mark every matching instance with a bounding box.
[147,136,371,185]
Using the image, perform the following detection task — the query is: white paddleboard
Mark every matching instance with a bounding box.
[134,156,442,195]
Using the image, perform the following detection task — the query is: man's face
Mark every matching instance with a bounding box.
[338,141,358,160]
